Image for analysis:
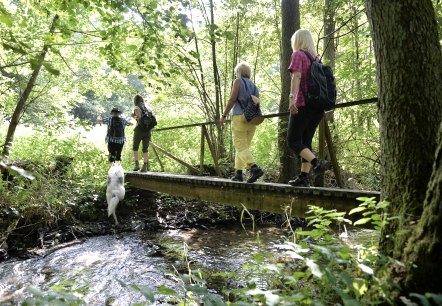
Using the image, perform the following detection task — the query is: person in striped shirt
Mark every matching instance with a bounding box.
[102,107,132,162]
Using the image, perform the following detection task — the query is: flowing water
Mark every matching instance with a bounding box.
[0,225,290,305]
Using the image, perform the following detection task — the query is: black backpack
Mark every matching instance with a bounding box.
[302,50,337,111]
[138,105,157,130]
[108,116,125,138]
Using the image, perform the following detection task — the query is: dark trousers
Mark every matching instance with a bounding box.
[108,142,124,162]
[133,126,151,153]
[286,106,324,162]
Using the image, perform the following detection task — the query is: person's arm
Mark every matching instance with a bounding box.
[123,118,133,126]
[289,71,301,114]
[102,116,110,125]
[134,107,142,120]
[220,78,240,128]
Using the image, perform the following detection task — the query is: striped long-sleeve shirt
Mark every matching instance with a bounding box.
[103,116,132,144]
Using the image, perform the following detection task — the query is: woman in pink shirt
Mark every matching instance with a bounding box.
[286,29,329,187]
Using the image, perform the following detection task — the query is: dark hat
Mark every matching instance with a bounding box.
[110,107,122,114]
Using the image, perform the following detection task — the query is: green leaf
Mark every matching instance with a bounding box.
[0,11,13,27]
[26,286,43,296]
[184,284,208,295]
[29,58,39,70]
[156,285,176,296]
[43,62,60,76]
[353,218,372,226]
[130,285,155,302]
[189,50,200,59]
[223,30,235,40]
[349,206,366,215]
[202,294,226,306]
[253,252,265,263]
[409,293,431,306]
[358,263,374,275]
[306,259,323,279]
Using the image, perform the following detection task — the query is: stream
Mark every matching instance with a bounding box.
[0,225,290,305]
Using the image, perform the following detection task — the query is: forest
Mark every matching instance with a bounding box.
[0,0,441,305]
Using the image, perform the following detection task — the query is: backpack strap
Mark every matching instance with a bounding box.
[140,104,153,117]
[301,49,318,63]
[107,116,113,132]
[299,50,319,99]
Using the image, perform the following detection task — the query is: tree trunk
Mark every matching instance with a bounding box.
[316,0,336,187]
[365,0,442,287]
[1,15,59,159]
[322,0,335,69]
[402,123,442,295]
[208,0,223,158]
[278,0,300,183]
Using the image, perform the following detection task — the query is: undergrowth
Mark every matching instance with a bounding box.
[0,129,110,250]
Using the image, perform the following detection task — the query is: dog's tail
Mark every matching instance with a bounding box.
[107,194,120,219]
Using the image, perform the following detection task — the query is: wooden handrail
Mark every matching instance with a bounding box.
[149,97,377,186]
[154,97,378,132]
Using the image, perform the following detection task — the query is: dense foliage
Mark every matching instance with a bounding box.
[0,0,388,189]
[1,0,441,304]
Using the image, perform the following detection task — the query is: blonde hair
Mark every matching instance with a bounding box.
[291,29,316,53]
[234,62,252,78]
[134,94,144,106]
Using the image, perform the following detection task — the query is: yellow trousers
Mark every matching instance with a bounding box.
[231,115,256,170]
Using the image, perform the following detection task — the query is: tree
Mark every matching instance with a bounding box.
[1,14,59,158]
[0,0,188,161]
[402,123,442,295]
[366,0,442,297]
[278,0,300,183]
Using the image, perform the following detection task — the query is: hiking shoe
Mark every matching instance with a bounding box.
[313,159,330,172]
[141,163,148,172]
[133,161,140,171]
[247,165,264,183]
[288,176,310,187]
[231,172,244,182]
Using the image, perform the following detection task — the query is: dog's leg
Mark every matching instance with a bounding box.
[107,195,120,225]
[112,212,119,226]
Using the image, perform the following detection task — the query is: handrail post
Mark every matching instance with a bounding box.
[318,118,325,159]
[150,141,164,172]
[200,124,205,175]
[202,125,222,176]
[315,118,326,187]
[324,120,344,188]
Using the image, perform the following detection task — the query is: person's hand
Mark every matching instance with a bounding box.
[251,95,260,105]
[220,116,226,128]
[288,97,298,114]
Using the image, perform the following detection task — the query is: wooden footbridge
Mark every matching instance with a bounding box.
[126,171,380,217]
[126,98,381,217]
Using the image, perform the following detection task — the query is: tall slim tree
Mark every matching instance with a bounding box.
[315,0,336,186]
[278,0,300,183]
[366,0,442,297]
[1,15,59,159]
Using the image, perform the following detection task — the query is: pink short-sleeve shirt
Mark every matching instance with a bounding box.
[288,50,315,107]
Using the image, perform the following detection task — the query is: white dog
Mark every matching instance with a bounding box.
[106,161,125,225]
